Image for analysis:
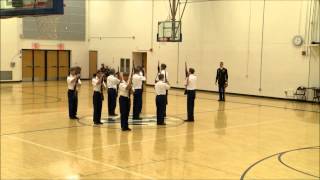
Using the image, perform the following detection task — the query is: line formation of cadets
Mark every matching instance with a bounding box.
[67,62,229,132]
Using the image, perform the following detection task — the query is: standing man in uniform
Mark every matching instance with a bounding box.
[67,67,81,120]
[156,64,169,117]
[132,68,146,120]
[92,70,106,125]
[107,69,120,116]
[119,72,132,131]
[155,74,170,125]
[185,68,197,122]
[215,61,228,101]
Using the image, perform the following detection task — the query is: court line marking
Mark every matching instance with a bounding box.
[240,146,320,180]
[1,105,255,136]
[0,125,86,136]
[69,118,287,153]
[278,147,320,178]
[6,135,155,180]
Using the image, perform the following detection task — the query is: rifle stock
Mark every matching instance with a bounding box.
[155,60,160,83]
[128,62,135,97]
[101,75,105,101]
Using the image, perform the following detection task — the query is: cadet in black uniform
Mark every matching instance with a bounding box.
[67,67,81,120]
[92,70,106,125]
[215,62,228,101]
[155,74,170,125]
[119,73,132,131]
[185,68,197,122]
[107,69,120,116]
[132,68,146,120]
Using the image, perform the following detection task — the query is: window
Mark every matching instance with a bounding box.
[120,58,130,73]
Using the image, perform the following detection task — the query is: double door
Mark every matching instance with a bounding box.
[22,49,70,81]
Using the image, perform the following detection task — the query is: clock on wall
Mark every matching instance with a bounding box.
[292,35,304,46]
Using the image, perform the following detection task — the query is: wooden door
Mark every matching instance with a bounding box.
[47,51,58,81]
[33,50,45,81]
[22,50,33,81]
[58,51,70,80]
[89,51,97,78]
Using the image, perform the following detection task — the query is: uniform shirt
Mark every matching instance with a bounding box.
[119,80,130,97]
[92,77,106,92]
[67,75,82,90]
[132,74,146,90]
[185,74,197,90]
[155,80,170,95]
[156,70,169,82]
[216,68,228,84]
[139,71,144,76]
[107,75,120,89]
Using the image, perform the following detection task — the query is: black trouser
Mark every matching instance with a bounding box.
[218,83,226,101]
[108,88,117,115]
[119,96,130,129]
[187,90,196,121]
[133,89,143,119]
[156,95,166,124]
[93,91,103,123]
[68,90,78,118]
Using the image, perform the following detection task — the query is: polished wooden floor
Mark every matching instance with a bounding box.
[1,81,319,180]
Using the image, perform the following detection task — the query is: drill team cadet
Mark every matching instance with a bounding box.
[155,74,170,125]
[107,69,120,116]
[92,70,106,125]
[156,64,169,117]
[215,61,228,101]
[119,73,132,131]
[184,68,197,122]
[132,68,146,120]
[67,67,81,120]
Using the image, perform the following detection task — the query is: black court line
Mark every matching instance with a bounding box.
[240,146,320,180]
[278,148,320,179]
[1,105,256,136]
[76,115,186,130]
[1,124,87,136]
[2,89,62,105]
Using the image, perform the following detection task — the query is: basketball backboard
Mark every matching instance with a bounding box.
[157,21,182,42]
[0,0,64,18]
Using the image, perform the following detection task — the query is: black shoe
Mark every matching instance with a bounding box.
[157,122,166,125]
[70,117,78,120]
[133,117,142,120]
[184,119,194,122]
[218,99,222,101]
[94,122,103,125]
[109,114,118,116]
[122,128,132,131]
[74,116,80,120]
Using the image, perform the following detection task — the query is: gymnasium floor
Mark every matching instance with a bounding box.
[1,81,319,180]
